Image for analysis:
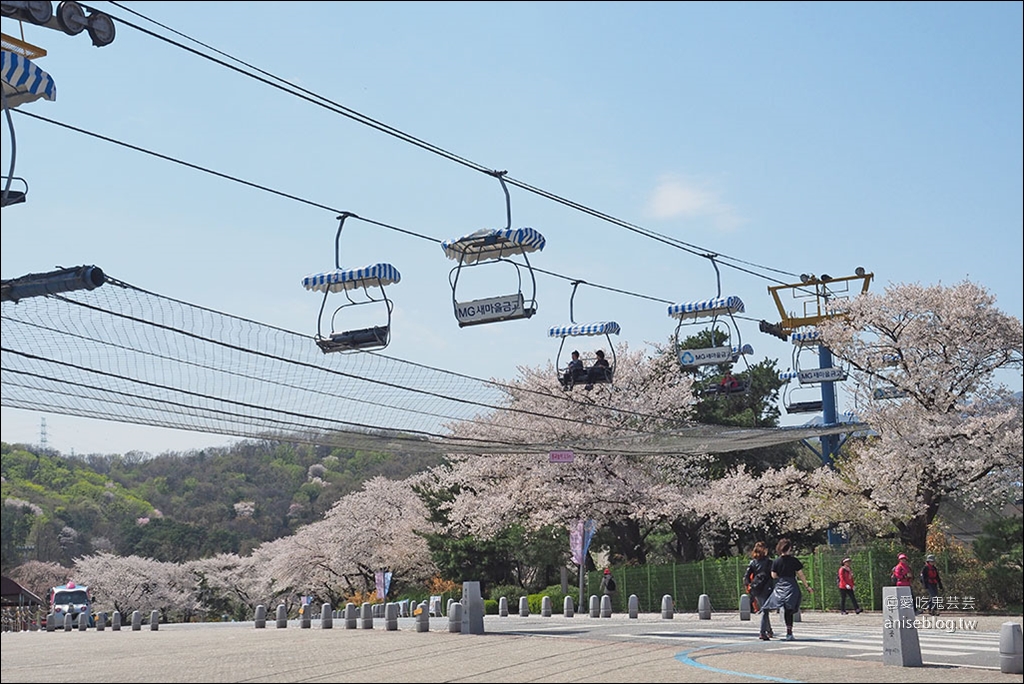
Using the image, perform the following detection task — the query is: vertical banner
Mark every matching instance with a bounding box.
[570,519,597,566]
[375,570,392,600]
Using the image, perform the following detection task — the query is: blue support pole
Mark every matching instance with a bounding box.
[818,344,847,546]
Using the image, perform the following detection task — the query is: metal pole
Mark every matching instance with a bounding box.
[579,563,585,612]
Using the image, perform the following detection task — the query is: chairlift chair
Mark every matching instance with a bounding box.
[1,48,57,208]
[548,280,619,390]
[779,370,823,414]
[791,328,849,384]
[442,172,544,327]
[667,255,747,372]
[302,213,401,354]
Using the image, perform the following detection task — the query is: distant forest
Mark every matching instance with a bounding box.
[0,440,443,574]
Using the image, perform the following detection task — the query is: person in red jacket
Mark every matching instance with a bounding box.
[837,557,863,614]
[890,552,920,613]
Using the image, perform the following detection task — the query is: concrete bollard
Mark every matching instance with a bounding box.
[999,622,1024,674]
[300,607,311,629]
[150,610,159,630]
[132,610,142,631]
[448,598,456,617]
[79,609,89,630]
[498,596,509,617]
[385,602,398,631]
[793,607,801,623]
[600,594,612,618]
[541,595,552,617]
[448,602,463,632]
[97,611,107,631]
[461,581,484,635]
[563,596,574,618]
[698,594,712,620]
[112,611,121,631]
[628,594,639,619]
[320,603,332,629]
[589,594,600,618]
[416,601,429,632]
[64,613,73,631]
[254,605,267,628]
[739,594,751,621]
[881,586,922,667]
[519,596,529,617]
[275,604,287,628]
[360,602,373,629]
[344,603,357,629]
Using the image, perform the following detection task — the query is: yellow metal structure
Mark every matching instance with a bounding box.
[1,32,47,59]
[768,271,873,332]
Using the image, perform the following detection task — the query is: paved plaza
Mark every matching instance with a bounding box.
[2,610,1021,683]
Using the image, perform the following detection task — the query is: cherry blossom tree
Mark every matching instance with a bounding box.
[256,474,438,608]
[73,552,197,620]
[433,342,708,565]
[816,280,1023,550]
[9,560,69,604]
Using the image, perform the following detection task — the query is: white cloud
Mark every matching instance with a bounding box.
[645,175,742,233]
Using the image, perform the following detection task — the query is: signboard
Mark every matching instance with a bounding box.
[798,367,848,384]
[549,450,574,463]
[679,346,732,368]
[455,293,526,325]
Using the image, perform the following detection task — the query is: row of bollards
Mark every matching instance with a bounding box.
[31,588,1024,676]
[44,609,161,632]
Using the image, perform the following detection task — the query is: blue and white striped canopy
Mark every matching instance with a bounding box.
[667,296,744,320]
[302,263,401,293]
[1,50,56,109]
[547,321,621,338]
[791,329,821,346]
[441,227,546,264]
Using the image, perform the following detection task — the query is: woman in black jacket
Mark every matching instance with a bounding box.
[761,538,814,641]
[745,541,775,640]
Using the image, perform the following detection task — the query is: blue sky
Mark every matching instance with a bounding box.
[2,1,1021,455]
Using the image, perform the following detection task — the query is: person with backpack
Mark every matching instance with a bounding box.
[890,552,920,613]
[837,557,863,614]
[920,554,944,616]
[600,567,617,612]
[745,541,775,640]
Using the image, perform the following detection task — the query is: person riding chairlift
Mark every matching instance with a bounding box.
[584,349,611,390]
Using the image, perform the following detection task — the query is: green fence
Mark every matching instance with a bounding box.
[586,547,979,614]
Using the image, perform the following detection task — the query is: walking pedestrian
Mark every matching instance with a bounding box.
[837,557,863,614]
[890,552,919,612]
[744,541,775,640]
[761,538,814,641]
[919,554,944,616]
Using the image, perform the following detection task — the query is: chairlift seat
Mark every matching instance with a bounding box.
[1,189,25,206]
[1,176,27,207]
[317,326,390,353]
[786,400,823,414]
[701,378,750,397]
[872,387,908,400]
